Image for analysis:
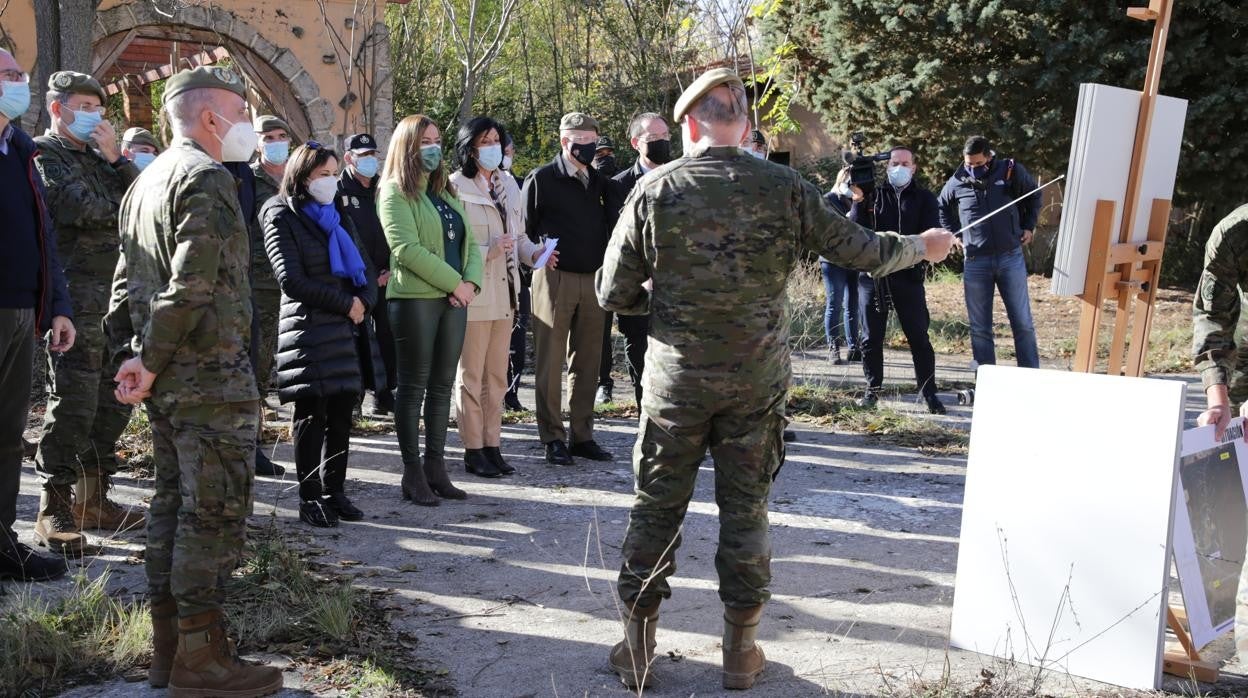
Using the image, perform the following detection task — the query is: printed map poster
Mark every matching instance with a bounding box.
[1175,417,1248,648]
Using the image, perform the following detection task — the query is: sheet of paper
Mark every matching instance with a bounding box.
[534,238,558,269]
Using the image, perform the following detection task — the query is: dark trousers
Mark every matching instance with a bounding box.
[372,296,396,396]
[506,285,531,398]
[0,308,34,535]
[292,393,356,501]
[599,313,649,403]
[390,298,467,463]
[858,272,937,398]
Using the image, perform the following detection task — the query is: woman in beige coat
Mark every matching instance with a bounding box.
[450,118,550,477]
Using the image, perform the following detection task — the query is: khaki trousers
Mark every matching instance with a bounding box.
[531,268,605,444]
[456,318,512,449]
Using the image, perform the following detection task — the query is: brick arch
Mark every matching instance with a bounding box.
[92,2,336,145]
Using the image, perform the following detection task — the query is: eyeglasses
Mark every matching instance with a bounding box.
[0,70,28,83]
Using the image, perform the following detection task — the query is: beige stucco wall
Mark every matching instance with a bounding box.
[0,0,392,149]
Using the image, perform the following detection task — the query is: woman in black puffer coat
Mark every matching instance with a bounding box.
[262,142,386,528]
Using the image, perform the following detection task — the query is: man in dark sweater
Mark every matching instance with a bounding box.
[0,48,76,581]
[522,112,622,465]
[338,132,394,414]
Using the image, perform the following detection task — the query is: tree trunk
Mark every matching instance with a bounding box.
[32,0,98,131]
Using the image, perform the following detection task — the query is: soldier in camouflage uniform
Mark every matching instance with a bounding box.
[247,115,290,477]
[1190,203,1248,666]
[105,66,282,697]
[32,71,144,557]
[596,68,955,690]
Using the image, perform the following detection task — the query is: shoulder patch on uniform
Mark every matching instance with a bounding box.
[38,160,68,182]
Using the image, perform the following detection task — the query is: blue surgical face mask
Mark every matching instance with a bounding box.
[353,155,379,178]
[887,165,913,188]
[133,152,157,171]
[476,144,503,172]
[263,140,290,165]
[420,144,442,171]
[0,81,31,120]
[67,108,102,142]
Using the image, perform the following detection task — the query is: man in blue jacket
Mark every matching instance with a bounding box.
[852,146,944,413]
[0,48,76,581]
[937,136,1040,369]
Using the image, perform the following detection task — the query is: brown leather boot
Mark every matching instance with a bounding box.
[722,604,766,690]
[73,474,146,532]
[424,454,466,500]
[148,598,179,688]
[169,610,283,697]
[33,482,97,557]
[608,598,660,688]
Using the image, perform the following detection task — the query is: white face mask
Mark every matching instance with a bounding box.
[213,113,259,162]
[308,175,338,204]
[501,154,513,171]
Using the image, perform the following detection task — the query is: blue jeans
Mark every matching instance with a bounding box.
[820,261,859,350]
[963,247,1039,368]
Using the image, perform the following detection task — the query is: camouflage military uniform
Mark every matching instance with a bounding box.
[33,132,138,485]
[105,137,258,616]
[597,144,925,608]
[1190,203,1248,661]
[248,161,281,396]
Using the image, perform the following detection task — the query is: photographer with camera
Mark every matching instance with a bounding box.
[849,146,944,414]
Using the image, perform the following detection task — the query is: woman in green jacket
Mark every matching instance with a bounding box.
[380,114,484,506]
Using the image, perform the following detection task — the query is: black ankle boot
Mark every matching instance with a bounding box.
[464,449,503,478]
[425,455,467,499]
[401,461,439,506]
[483,447,514,475]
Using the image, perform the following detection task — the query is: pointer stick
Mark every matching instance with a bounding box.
[954,174,1066,237]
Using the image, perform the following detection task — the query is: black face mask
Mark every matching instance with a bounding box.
[569,141,596,166]
[593,155,616,170]
[643,139,672,165]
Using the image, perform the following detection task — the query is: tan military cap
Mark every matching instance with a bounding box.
[559,112,599,133]
[673,68,745,123]
[122,127,159,150]
[48,71,106,103]
[163,66,246,102]
[252,115,289,134]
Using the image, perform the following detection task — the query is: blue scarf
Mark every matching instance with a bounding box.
[301,200,368,288]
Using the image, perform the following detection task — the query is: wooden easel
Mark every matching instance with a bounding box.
[1069,0,1215,684]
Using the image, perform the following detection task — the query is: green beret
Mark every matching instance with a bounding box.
[673,68,745,123]
[252,115,290,134]
[163,66,246,103]
[48,71,106,103]
[559,112,599,133]
[122,127,159,150]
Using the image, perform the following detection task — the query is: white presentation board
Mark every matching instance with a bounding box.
[950,366,1186,689]
[1173,418,1248,648]
[1051,85,1188,296]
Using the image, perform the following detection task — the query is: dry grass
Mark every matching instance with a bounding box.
[787,384,969,456]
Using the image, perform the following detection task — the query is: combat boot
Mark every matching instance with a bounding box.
[33,482,97,557]
[722,604,766,690]
[608,598,660,688]
[168,610,283,697]
[148,597,179,687]
[73,474,146,532]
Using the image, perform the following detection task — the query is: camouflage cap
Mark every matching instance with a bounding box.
[163,66,246,102]
[48,71,106,103]
[673,67,745,123]
[252,115,289,134]
[559,112,599,133]
[122,127,159,149]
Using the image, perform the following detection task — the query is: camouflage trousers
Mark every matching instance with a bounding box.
[35,311,133,485]
[146,400,257,617]
[617,386,787,609]
[253,288,281,397]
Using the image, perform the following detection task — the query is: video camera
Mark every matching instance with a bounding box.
[842,131,890,191]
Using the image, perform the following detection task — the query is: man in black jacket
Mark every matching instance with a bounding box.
[337,132,394,414]
[522,112,622,465]
[598,112,671,406]
[850,146,944,414]
[0,48,76,581]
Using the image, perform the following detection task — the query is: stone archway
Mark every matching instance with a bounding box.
[91,2,337,145]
